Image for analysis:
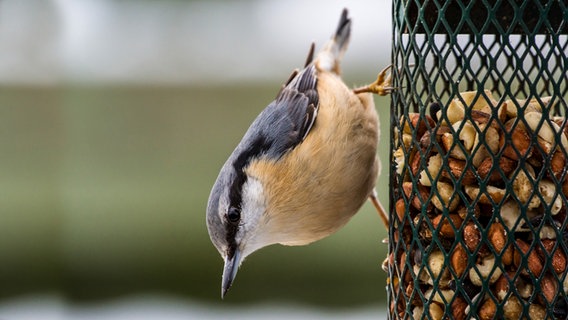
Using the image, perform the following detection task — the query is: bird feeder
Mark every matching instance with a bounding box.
[388,1,568,319]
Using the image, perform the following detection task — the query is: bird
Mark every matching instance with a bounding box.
[206,8,392,298]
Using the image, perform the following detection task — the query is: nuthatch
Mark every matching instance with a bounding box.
[206,9,392,298]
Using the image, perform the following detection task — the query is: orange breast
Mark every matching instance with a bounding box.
[247,71,380,246]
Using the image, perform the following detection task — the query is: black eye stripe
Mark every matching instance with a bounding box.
[227,207,241,223]
[225,206,240,249]
[228,136,270,216]
[225,124,270,248]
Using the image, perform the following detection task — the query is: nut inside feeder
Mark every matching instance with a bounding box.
[389,1,568,319]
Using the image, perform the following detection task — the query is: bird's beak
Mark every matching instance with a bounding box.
[221,248,241,299]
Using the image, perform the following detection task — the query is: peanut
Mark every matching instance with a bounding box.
[451,243,467,277]
[451,296,467,320]
[432,214,463,238]
[514,239,543,277]
[479,298,496,320]
[463,222,481,252]
[499,121,531,160]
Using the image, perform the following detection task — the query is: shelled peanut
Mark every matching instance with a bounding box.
[390,90,568,319]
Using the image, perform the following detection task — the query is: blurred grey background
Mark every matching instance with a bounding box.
[0,0,391,318]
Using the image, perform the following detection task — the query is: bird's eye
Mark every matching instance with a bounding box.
[227,207,241,223]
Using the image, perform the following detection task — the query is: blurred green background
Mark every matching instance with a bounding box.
[0,0,391,317]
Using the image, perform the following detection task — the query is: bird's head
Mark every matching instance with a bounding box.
[206,151,276,298]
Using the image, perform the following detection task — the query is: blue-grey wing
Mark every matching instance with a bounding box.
[238,65,319,160]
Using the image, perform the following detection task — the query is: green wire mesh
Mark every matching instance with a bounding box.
[389,1,568,319]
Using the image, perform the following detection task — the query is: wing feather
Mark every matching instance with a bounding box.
[240,65,318,160]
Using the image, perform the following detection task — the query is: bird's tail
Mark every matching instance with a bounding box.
[315,8,351,74]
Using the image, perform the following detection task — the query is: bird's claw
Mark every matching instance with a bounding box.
[353,64,395,96]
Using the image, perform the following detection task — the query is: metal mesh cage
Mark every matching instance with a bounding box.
[389,1,568,319]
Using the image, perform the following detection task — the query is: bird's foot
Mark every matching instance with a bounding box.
[353,65,394,96]
[369,189,389,229]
